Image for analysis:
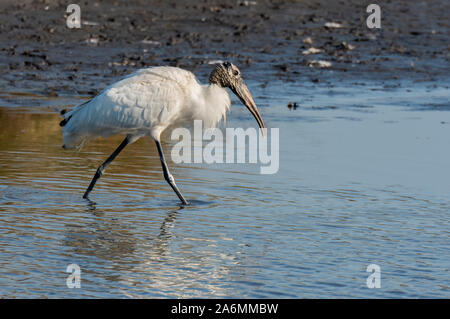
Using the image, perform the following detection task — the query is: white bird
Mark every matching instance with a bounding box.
[60,62,265,205]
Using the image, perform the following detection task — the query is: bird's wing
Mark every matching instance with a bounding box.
[61,67,200,148]
[107,67,195,110]
[102,67,199,127]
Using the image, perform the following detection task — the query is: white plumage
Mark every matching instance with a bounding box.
[61,62,265,205]
[62,66,231,149]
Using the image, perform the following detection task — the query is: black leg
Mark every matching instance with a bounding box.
[83,136,131,199]
[155,140,189,205]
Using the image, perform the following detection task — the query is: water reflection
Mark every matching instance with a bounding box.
[0,107,192,203]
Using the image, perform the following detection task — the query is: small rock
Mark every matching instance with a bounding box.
[141,39,161,45]
[324,22,343,29]
[274,63,289,72]
[287,102,298,110]
[302,47,323,55]
[308,60,332,68]
[303,37,313,45]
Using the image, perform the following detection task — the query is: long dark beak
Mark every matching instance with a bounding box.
[231,80,266,136]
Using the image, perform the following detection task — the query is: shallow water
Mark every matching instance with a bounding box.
[0,79,449,298]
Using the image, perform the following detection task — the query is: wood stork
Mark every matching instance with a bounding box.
[60,62,265,205]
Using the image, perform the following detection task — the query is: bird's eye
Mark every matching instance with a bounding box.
[233,70,239,76]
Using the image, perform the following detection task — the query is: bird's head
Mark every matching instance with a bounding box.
[209,62,265,135]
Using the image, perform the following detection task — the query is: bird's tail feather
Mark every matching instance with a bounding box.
[60,100,92,149]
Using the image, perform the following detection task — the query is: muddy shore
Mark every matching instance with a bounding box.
[0,0,448,108]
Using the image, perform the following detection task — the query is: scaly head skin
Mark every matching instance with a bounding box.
[209,62,265,135]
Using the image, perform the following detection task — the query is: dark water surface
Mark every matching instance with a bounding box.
[0,79,449,298]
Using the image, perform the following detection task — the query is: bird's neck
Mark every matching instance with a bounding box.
[198,84,231,128]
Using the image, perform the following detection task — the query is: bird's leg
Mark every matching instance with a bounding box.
[155,140,189,205]
[83,136,131,199]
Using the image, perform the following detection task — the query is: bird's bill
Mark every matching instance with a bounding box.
[232,81,266,136]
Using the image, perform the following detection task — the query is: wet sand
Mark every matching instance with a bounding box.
[0,0,449,107]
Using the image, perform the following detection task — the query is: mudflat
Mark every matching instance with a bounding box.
[0,0,448,104]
